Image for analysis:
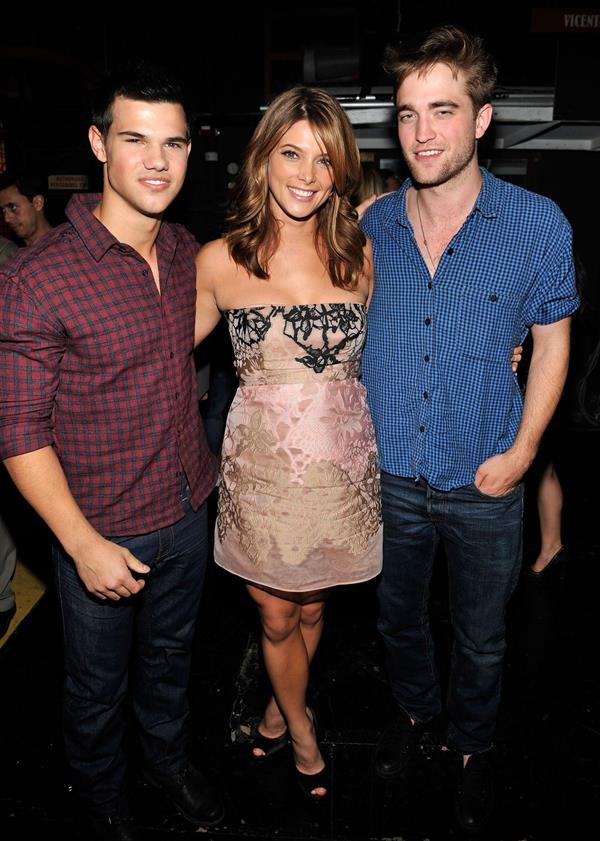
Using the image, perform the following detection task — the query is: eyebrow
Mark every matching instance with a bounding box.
[279,142,329,155]
[396,99,460,113]
[115,130,190,143]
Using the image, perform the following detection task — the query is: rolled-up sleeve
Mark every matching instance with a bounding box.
[523,209,579,327]
[0,270,65,459]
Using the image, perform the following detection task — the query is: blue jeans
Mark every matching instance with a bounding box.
[52,494,208,813]
[378,473,523,755]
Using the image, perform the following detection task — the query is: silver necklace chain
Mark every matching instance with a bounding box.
[415,190,438,273]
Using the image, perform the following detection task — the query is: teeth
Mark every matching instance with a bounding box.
[416,150,441,157]
[289,187,315,197]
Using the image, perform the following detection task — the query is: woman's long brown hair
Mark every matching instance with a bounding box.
[225,86,365,290]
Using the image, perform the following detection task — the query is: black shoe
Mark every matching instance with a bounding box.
[89,813,140,841]
[374,708,421,779]
[249,720,289,760]
[295,762,329,801]
[0,604,16,639]
[454,751,495,836]
[143,763,224,827]
[525,546,568,586]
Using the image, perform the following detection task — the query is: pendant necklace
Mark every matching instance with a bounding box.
[415,190,438,273]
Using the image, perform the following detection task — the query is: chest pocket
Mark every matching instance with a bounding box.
[458,282,521,364]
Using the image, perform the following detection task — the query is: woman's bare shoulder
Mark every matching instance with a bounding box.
[195,237,232,272]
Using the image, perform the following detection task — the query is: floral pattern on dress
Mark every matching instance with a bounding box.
[215,303,383,592]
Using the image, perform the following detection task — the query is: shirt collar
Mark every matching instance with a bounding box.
[472,167,501,219]
[394,165,501,227]
[65,192,178,262]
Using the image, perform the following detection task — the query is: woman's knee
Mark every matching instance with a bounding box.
[259,603,301,644]
[300,601,325,629]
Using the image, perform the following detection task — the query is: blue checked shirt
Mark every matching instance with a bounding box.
[361,167,579,490]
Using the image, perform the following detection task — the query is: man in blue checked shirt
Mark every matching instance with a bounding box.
[361,25,579,835]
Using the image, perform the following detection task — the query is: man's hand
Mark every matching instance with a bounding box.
[71,535,150,601]
[474,449,531,497]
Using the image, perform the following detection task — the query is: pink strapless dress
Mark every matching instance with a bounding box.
[214,303,382,592]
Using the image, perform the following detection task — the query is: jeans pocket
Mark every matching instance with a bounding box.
[470,482,520,500]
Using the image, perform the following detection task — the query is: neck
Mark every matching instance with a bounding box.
[25,219,52,247]
[93,193,162,259]
[415,161,482,221]
[274,212,319,247]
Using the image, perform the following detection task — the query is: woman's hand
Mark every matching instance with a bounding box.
[355,192,391,221]
[511,345,523,373]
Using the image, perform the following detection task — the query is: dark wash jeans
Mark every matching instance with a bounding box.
[52,495,208,813]
[378,472,523,755]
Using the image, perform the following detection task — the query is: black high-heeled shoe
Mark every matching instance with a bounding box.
[292,706,328,800]
[526,546,568,584]
[249,722,289,760]
[295,762,329,801]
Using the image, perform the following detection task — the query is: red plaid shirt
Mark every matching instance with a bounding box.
[0,193,217,535]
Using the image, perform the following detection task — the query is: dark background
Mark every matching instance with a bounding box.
[1,3,599,321]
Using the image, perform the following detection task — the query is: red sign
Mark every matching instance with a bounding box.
[532,8,600,31]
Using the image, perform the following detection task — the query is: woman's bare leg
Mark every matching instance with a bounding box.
[260,597,326,738]
[247,584,327,794]
[532,462,564,572]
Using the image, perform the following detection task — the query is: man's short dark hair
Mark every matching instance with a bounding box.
[0,170,46,200]
[91,62,191,140]
[384,25,498,112]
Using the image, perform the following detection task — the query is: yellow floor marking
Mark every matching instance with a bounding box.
[0,558,46,649]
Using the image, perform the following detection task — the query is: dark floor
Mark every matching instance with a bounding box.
[1,430,599,841]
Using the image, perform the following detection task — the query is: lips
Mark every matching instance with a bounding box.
[288,186,317,200]
[415,149,443,158]
[140,178,171,189]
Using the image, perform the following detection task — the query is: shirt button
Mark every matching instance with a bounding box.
[424,317,431,326]
[427,281,433,290]
[447,247,454,256]
[419,425,425,432]
[142,269,149,276]
[423,391,429,399]
[175,392,179,399]
[489,294,498,302]
[424,354,430,362]
[176,470,181,477]
[170,352,174,359]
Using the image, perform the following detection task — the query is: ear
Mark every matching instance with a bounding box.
[88,125,107,163]
[475,103,493,140]
[32,194,45,211]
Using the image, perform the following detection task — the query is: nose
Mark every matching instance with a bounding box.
[297,161,315,183]
[415,114,436,145]
[143,143,168,171]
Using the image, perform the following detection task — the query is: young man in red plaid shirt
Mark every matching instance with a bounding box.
[0,65,223,840]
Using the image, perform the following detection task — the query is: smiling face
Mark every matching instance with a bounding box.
[88,96,191,220]
[267,120,334,223]
[395,62,492,189]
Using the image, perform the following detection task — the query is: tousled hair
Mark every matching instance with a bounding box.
[384,25,498,112]
[353,163,385,206]
[225,86,365,290]
[91,61,190,139]
[0,171,46,200]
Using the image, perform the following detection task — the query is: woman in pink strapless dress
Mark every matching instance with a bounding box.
[194,87,382,799]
